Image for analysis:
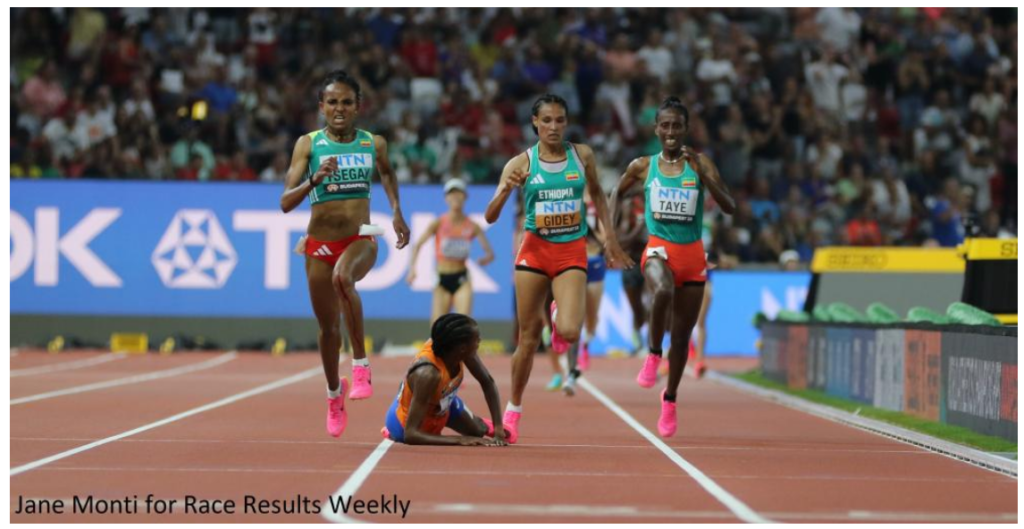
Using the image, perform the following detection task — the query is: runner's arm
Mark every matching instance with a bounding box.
[280,135,326,213]
[693,152,736,215]
[403,366,492,446]
[473,222,495,266]
[609,157,647,228]
[375,135,411,248]
[463,353,506,443]
[485,154,528,224]
[406,219,440,284]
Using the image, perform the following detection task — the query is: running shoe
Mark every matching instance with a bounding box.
[637,353,661,388]
[380,426,390,440]
[326,377,348,437]
[562,369,578,397]
[502,409,521,444]
[578,341,590,371]
[658,389,678,437]
[481,417,495,437]
[350,364,373,399]
[546,373,563,391]
[549,301,570,354]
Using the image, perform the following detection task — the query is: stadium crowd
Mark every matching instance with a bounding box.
[10,8,1018,263]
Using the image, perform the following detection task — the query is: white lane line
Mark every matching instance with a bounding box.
[10,364,324,477]
[428,503,1016,522]
[432,502,732,519]
[11,352,239,406]
[6,437,930,454]
[10,352,125,377]
[322,439,395,523]
[577,377,773,524]
[34,465,687,479]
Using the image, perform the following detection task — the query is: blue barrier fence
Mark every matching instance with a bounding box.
[11,181,809,356]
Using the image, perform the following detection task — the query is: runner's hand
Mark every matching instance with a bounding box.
[458,436,495,446]
[681,146,701,180]
[604,240,635,270]
[311,157,337,186]
[478,253,495,266]
[405,270,417,285]
[394,214,411,249]
[506,167,528,189]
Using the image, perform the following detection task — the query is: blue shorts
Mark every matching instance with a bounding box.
[586,255,606,283]
[385,395,466,443]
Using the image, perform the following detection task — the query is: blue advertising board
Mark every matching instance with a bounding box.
[10,181,513,319]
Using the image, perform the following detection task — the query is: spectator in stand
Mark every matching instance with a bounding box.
[845,198,883,246]
[214,151,257,181]
[969,75,1007,129]
[960,113,997,212]
[804,47,848,123]
[177,153,206,181]
[21,60,66,119]
[170,127,215,181]
[637,29,673,84]
[260,151,289,183]
[930,177,966,247]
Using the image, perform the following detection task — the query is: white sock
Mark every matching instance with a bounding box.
[353,357,369,367]
[506,402,523,414]
[581,329,590,343]
[327,384,342,399]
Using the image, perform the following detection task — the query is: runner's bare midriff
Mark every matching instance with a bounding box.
[437,258,468,274]
[307,199,371,240]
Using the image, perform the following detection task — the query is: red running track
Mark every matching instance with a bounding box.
[9,350,1017,523]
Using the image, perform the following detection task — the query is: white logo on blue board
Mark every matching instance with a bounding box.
[152,210,237,288]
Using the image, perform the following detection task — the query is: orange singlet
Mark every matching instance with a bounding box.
[394,341,465,434]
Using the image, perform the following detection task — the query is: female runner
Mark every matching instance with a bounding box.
[485,93,633,443]
[611,97,735,437]
[281,70,410,437]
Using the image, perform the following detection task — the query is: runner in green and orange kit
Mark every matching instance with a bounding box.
[280,70,410,438]
[611,97,735,437]
[485,94,634,443]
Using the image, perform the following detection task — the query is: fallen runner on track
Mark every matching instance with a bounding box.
[382,314,509,446]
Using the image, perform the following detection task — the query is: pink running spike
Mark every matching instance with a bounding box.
[658,389,678,437]
[636,353,661,388]
[502,410,521,444]
[350,364,373,399]
[326,377,349,437]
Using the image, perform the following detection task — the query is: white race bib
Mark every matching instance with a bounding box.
[440,238,471,260]
[649,185,698,223]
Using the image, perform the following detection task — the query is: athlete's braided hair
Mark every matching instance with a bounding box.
[657,96,689,129]
[318,69,362,105]
[431,313,479,359]
[531,93,569,135]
